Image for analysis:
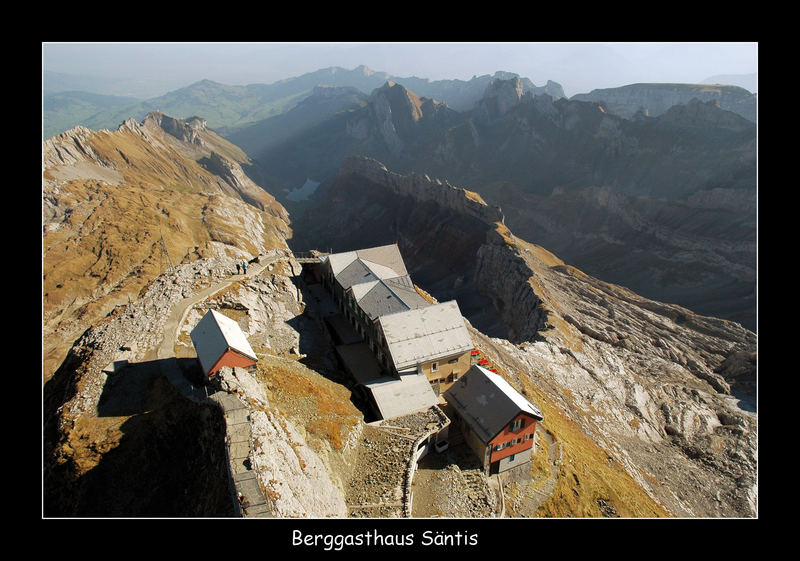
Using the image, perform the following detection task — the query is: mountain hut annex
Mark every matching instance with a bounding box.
[444,365,544,476]
[190,309,258,381]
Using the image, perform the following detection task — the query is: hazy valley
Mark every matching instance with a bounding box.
[42,65,757,519]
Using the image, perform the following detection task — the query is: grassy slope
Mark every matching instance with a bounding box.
[42,125,288,381]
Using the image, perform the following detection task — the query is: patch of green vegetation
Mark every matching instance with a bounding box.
[46,80,315,139]
[43,91,141,139]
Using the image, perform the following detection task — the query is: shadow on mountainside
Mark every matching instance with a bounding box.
[96,357,204,417]
[43,358,234,517]
[284,272,379,422]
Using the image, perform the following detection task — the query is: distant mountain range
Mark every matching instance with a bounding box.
[572,83,756,122]
[42,66,565,140]
[43,65,758,141]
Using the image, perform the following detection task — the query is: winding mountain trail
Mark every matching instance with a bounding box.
[152,259,277,362]
[526,425,559,510]
[142,255,285,517]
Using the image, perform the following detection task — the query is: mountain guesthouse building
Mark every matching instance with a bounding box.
[319,244,474,397]
[190,309,258,381]
[444,365,544,477]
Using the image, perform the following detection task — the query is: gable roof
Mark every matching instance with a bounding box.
[378,300,473,371]
[444,365,543,444]
[190,309,257,375]
[354,275,429,320]
[324,244,408,280]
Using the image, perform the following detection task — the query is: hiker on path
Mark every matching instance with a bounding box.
[236,263,241,275]
[242,261,248,275]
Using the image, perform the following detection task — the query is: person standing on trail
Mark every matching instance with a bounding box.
[236,263,241,275]
[242,261,248,275]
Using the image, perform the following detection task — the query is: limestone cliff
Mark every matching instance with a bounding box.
[571,83,757,122]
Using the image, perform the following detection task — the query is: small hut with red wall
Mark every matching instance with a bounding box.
[443,365,543,477]
[190,309,257,381]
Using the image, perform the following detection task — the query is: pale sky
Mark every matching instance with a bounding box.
[42,42,758,98]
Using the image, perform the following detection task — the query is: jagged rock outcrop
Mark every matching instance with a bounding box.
[43,125,109,169]
[144,111,208,146]
[346,81,459,156]
[474,77,525,122]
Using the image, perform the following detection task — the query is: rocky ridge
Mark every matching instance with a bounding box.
[42,114,292,381]
[571,82,757,122]
[338,155,503,225]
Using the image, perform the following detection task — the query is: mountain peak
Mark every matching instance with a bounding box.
[474,76,524,120]
[142,111,208,144]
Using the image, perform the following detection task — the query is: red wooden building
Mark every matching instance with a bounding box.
[444,365,543,476]
[190,309,258,380]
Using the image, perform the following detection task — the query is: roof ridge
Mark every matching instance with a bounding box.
[363,278,412,314]
[358,257,403,279]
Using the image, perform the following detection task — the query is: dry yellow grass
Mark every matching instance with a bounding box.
[42,122,290,382]
[474,343,669,518]
[521,381,670,518]
[256,356,361,451]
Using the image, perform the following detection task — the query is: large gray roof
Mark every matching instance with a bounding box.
[325,244,473,375]
[336,258,382,291]
[444,365,543,444]
[378,300,473,370]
